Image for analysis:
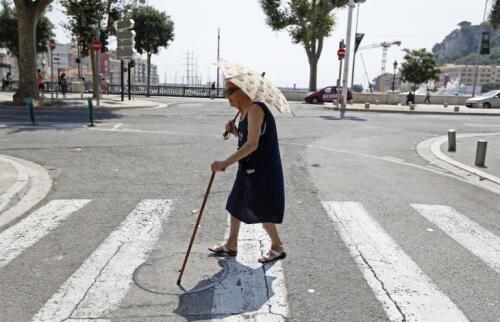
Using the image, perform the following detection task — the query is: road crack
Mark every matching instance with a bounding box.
[62,242,125,321]
[354,245,407,322]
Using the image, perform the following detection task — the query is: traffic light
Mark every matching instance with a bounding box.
[99,31,109,53]
[480,32,490,55]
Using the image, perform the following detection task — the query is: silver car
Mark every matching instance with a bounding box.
[465,90,500,108]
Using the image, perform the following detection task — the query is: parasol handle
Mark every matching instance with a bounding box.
[223,112,240,140]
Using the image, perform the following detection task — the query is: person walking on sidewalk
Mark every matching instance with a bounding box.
[59,73,68,98]
[37,69,45,98]
[209,80,286,263]
[424,89,431,105]
[210,81,216,99]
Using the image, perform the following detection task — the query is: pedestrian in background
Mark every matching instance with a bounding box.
[210,81,216,99]
[406,91,414,105]
[424,89,431,105]
[209,80,286,263]
[37,69,45,98]
[6,71,12,90]
[101,76,109,95]
[59,73,68,98]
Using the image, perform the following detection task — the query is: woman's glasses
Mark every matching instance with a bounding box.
[224,87,240,97]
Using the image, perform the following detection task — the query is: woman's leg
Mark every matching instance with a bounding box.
[226,215,241,251]
[262,222,284,252]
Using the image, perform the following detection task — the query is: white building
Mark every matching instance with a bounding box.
[439,64,500,87]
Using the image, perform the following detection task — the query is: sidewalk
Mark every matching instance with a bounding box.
[0,154,52,230]
[325,102,500,116]
[0,159,18,212]
[443,134,500,180]
[0,91,160,109]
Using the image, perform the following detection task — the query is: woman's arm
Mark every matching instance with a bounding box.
[211,104,264,172]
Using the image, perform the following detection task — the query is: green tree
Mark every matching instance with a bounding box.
[400,49,441,91]
[0,0,53,58]
[8,0,54,104]
[490,0,500,28]
[259,0,348,91]
[132,5,174,97]
[352,84,363,93]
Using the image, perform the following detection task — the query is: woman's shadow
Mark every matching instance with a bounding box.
[174,256,279,321]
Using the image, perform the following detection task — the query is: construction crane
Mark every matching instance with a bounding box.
[359,41,402,75]
[359,53,373,93]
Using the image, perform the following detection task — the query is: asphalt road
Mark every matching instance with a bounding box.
[0,98,499,321]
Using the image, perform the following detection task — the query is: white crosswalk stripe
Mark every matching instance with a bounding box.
[412,204,500,274]
[0,199,91,269]
[322,201,469,322]
[31,199,173,322]
[210,219,288,321]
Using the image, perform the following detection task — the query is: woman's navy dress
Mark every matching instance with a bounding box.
[226,101,285,224]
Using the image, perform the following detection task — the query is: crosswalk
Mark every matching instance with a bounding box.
[0,198,499,321]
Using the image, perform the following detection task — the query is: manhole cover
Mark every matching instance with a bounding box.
[133,252,229,295]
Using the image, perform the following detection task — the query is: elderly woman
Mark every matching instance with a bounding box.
[209,81,286,263]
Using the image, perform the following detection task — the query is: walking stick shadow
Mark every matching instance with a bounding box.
[174,257,278,320]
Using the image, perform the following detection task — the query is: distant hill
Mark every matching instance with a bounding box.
[432,21,500,65]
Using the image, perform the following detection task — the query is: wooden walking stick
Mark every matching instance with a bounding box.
[177,171,216,285]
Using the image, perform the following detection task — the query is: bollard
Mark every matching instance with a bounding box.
[454,106,460,112]
[87,98,94,127]
[365,102,370,109]
[26,97,36,125]
[448,129,456,152]
[475,140,487,167]
[410,103,415,111]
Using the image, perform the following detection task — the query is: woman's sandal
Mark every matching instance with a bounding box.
[258,249,286,264]
[208,244,237,257]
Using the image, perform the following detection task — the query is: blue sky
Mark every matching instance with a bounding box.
[47,0,488,88]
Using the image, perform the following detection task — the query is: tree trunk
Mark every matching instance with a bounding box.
[308,56,318,91]
[13,11,38,105]
[146,53,151,97]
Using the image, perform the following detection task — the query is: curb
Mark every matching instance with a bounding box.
[430,132,500,185]
[416,133,500,195]
[0,156,31,214]
[327,106,500,117]
[0,154,52,230]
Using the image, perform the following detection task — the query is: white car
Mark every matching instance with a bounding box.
[465,90,500,108]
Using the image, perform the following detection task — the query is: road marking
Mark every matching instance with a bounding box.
[465,123,500,127]
[412,204,500,274]
[92,127,220,139]
[210,219,288,321]
[322,201,468,322]
[111,123,122,130]
[0,199,90,269]
[31,199,173,322]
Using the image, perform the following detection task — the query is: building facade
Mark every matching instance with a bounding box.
[438,64,500,88]
[1,43,160,87]
[372,72,402,92]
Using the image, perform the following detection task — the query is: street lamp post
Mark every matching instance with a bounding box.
[472,0,490,97]
[392,60,398,92]
[217,28,220,91]
[341,0,355,116]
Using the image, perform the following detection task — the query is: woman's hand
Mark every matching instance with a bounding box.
[211,160,228,173]
[225,120,238,136]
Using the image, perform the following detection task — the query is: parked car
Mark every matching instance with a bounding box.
[304,86,353,104]
[465,90,500,108]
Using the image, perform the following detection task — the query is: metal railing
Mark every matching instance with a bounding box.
[2,81,225,98]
